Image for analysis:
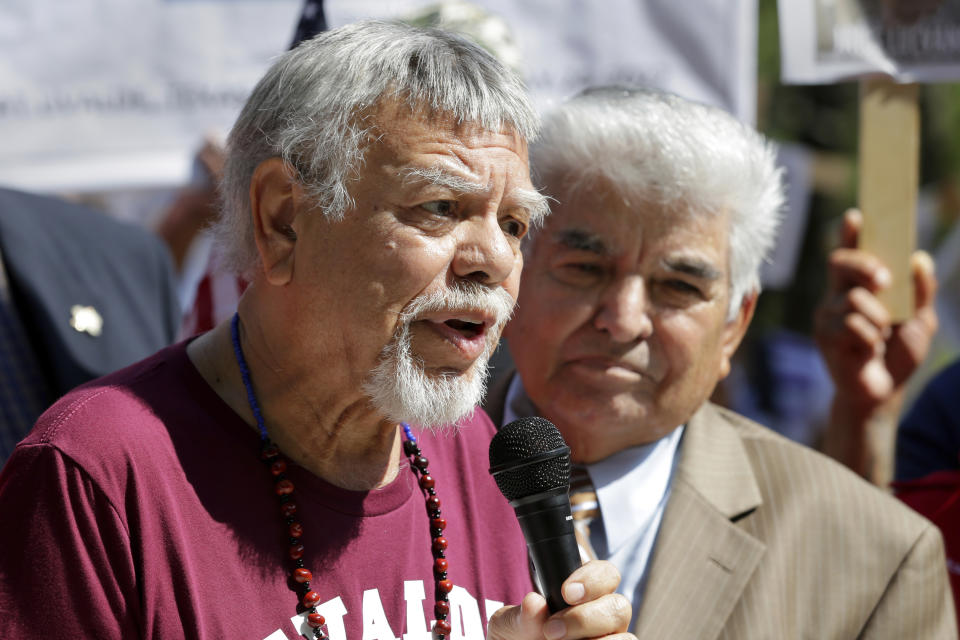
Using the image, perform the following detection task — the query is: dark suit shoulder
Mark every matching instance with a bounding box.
[0,187,180,394]
[0,188,158,247]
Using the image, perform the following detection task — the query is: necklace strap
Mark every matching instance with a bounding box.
[230,311,452,639]
[231,313,269,441]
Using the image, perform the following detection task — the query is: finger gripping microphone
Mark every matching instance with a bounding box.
[488,416,581,613]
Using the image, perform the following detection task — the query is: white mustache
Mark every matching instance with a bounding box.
[399,282,515,335]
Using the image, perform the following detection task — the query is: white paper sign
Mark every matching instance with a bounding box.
[0,0,302,193]
[779,0,960,84]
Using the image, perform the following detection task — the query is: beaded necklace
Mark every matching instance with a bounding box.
[230,313,452,639]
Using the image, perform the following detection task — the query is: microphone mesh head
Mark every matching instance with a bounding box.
[488,417,571,501]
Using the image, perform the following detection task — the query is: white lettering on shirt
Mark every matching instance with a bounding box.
[361,588,400,640]
[402,580,433,640]
[447,586,484,640]
[261,585,499,640]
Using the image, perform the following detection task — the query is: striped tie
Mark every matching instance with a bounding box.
[569,466,602,563]
[0,252,50,461]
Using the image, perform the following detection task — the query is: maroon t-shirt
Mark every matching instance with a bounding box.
[0,342,532,639]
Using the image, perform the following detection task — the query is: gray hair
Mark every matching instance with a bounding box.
[215,19,539,277]
[531,86,785,320]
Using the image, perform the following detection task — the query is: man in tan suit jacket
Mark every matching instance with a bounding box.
[485,86,956,638]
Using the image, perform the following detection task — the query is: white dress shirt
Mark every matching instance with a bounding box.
[503,374,684,621]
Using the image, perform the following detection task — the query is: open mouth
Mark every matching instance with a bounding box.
[443,318,485,339]
[415,310,496,362]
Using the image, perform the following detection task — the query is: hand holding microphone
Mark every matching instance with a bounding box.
[486,417,634,639]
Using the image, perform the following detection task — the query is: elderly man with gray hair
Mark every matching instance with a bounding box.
[0,22,633,640]
[486,86,956,638]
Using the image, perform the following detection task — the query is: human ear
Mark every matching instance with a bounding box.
[718,290,757,379]
[249,157,305,286]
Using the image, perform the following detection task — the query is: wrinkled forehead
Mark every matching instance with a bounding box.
[364,97,529,151]
[541,171,718,220]
[530,174,731,261]
[357,98,546,217]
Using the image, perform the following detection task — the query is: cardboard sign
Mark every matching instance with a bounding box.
[858,78,920,320]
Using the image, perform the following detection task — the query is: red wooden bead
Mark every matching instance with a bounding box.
[432,537,448,552]
[434,601,450,617]
[280,501,298,517]
[426,496,441,511]
[303,591,321,608]
[414,455,429,469]
[294,568,313,583]
[419,475,435,490]
[289,522,303,538]
[434,619,452,636]
[271,459,287,475]
[434,558,448,575]
[438,579,453,593]
[307,613,326,628]
[289,543,305,560]
[261,444,279,460]
[275,479,294,495]
[430,517,447,531]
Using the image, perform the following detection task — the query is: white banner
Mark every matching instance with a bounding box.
[0,0,302,194]
[0,0,757,194]
[327,0,757,123]
[779,0,960,84]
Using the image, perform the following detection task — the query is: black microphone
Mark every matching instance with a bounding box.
[488,416,582,613]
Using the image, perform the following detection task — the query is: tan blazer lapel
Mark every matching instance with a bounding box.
[634,404,765,639]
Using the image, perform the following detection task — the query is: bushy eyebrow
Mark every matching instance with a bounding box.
[510,188,551,226]
[553,228,609,255]
[400,166,485,194]
[401,166,550,225]
[662,257,723,280]
[552,231,724,280]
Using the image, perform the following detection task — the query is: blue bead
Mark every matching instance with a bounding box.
[231,313,270,441]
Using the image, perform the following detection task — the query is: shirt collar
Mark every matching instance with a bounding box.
[503,372,537,427]
[503,374,683,554]
[586,428,683,554]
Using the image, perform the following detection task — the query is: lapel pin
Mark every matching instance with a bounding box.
[70,305,103,337]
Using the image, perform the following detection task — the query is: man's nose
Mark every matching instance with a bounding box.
[593,275,653,343]
[452,214,517,286]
